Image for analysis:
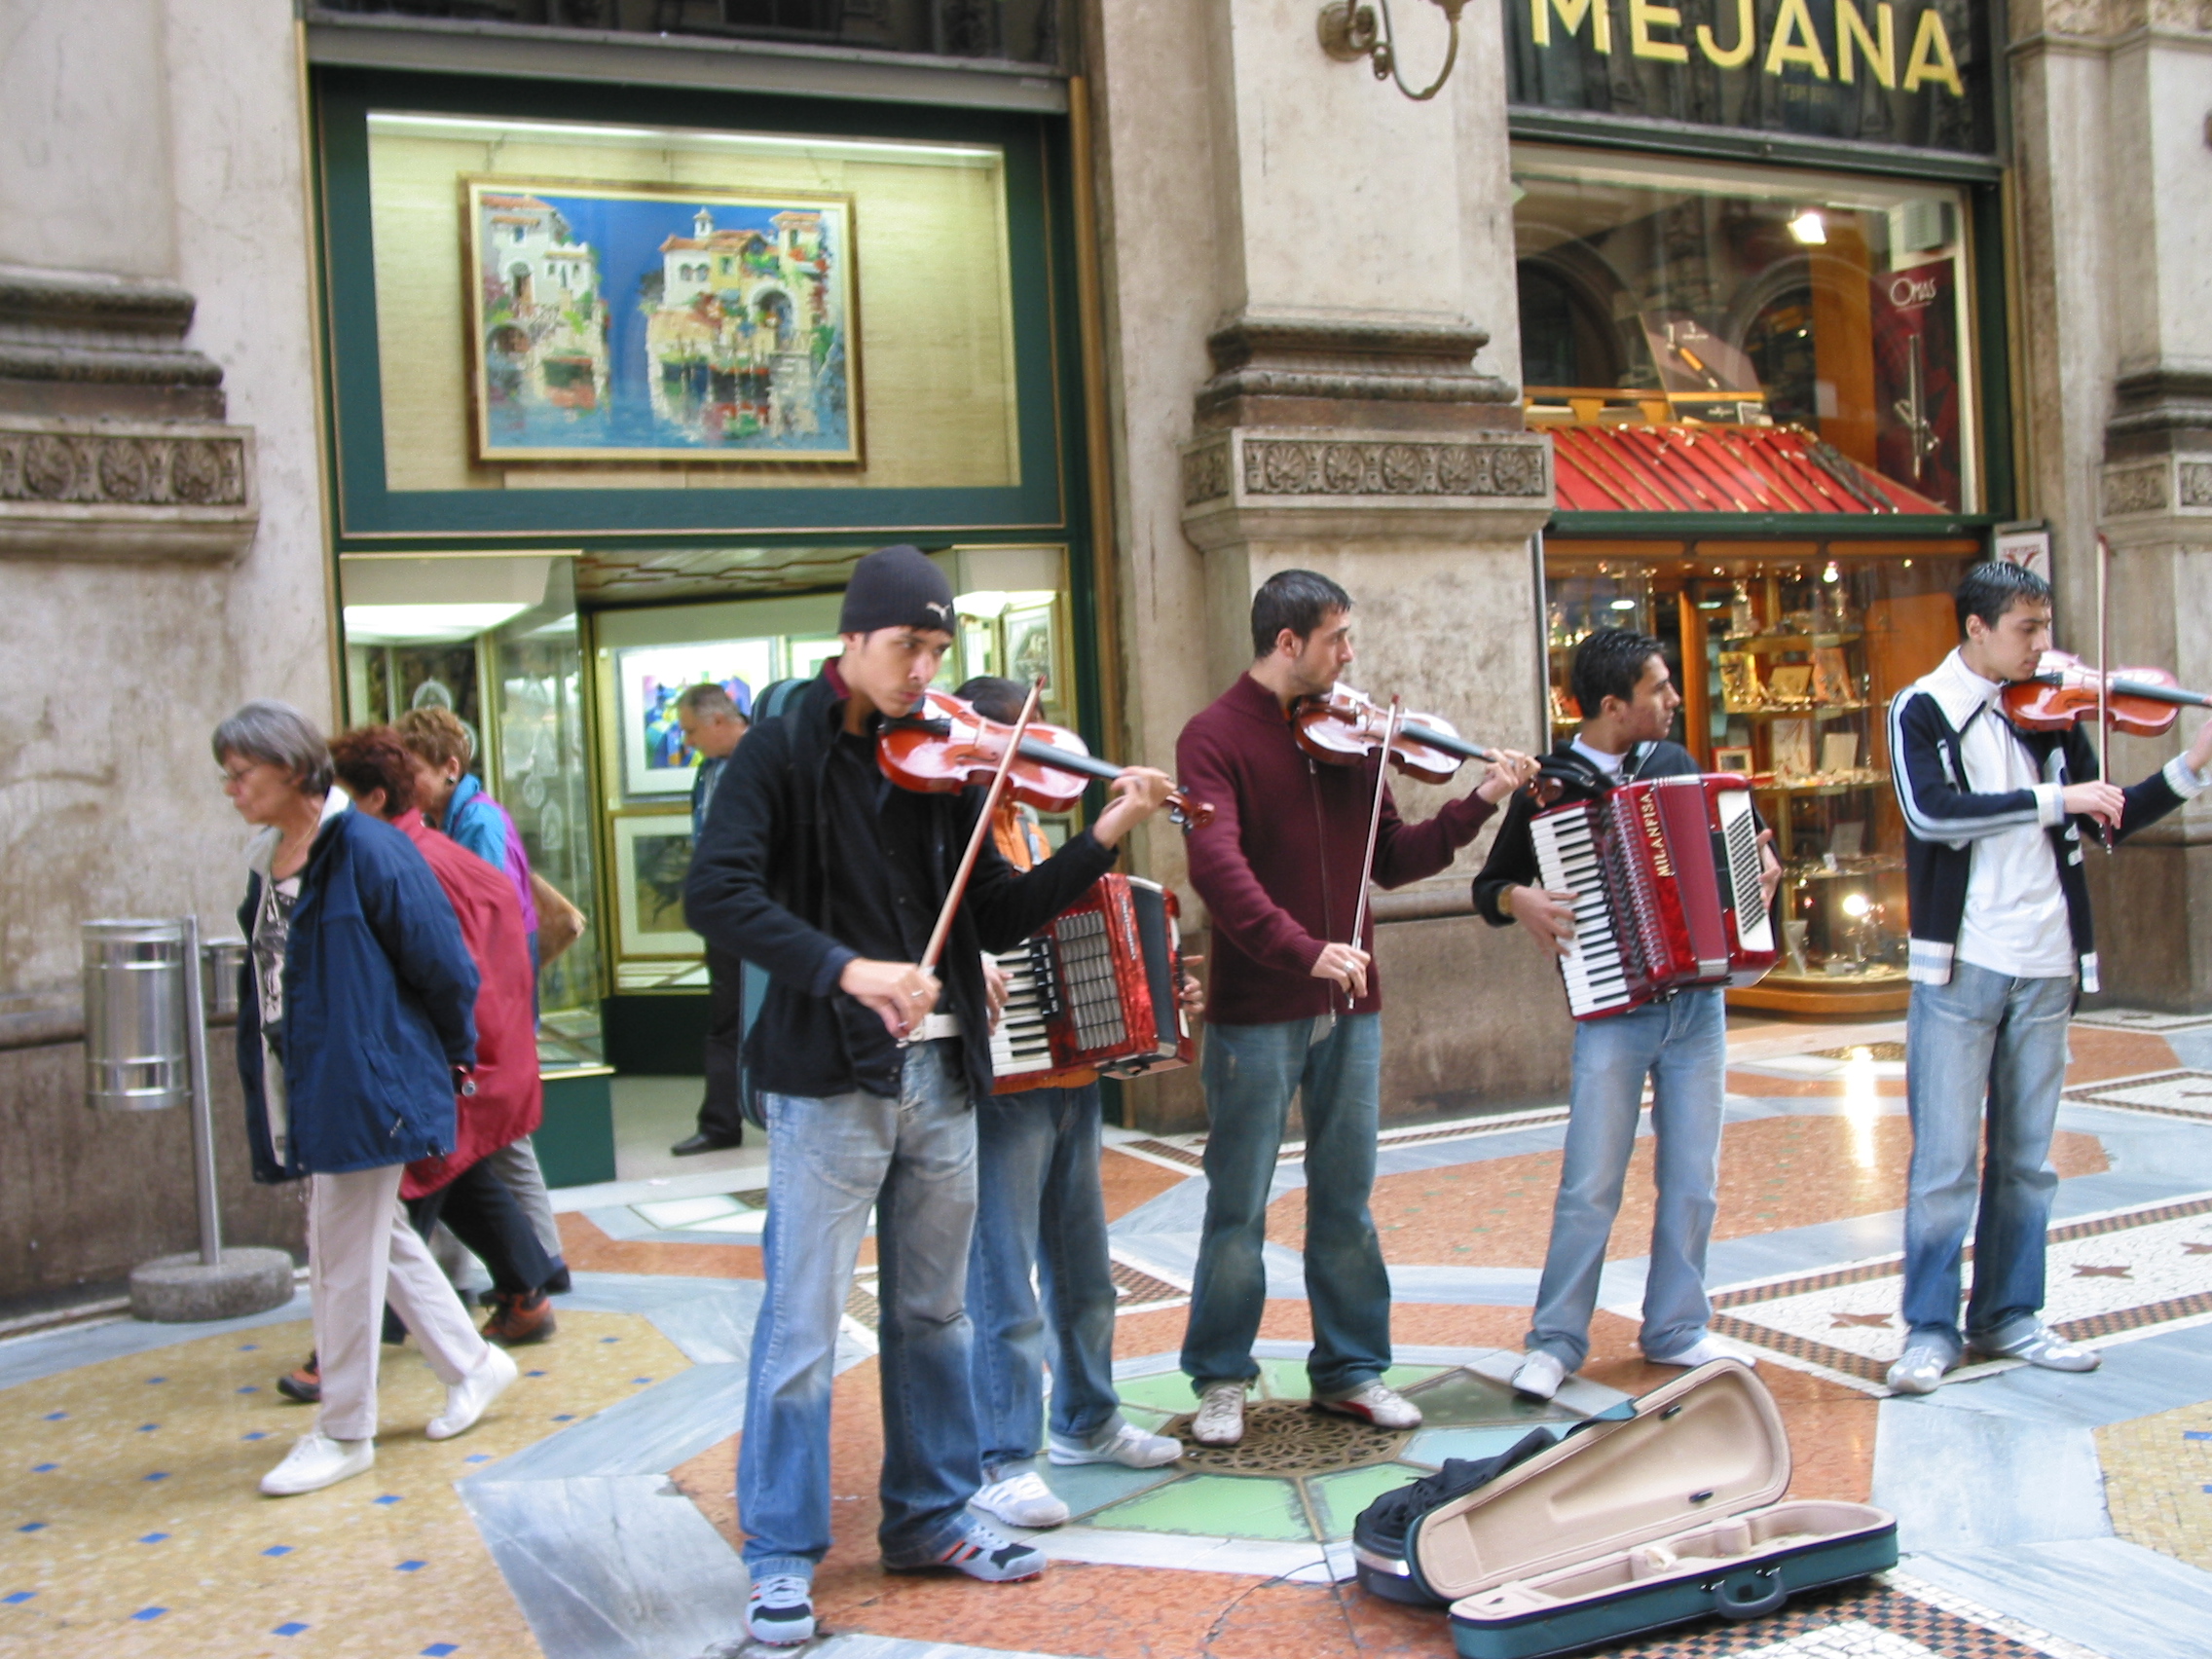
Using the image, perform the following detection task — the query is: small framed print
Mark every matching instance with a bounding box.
[1822,731,1862,775]
[1713,746,1754,777]
[610,812,701,959]
[1767,664,1814,703]
[614,639,776,798]
[1771,718,1815,779]
[1001,601,1061,712]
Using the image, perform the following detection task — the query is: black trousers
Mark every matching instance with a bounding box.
[695,945,747,1143]
[406,1157,559,1297]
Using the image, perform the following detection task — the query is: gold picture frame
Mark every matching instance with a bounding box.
[463,175,862,465]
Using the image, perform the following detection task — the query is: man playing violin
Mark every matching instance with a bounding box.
[1175,569,1538,1447]
[1885,561,2212,1394]
[1473,628,1783,1402]
[684,545,1176,1646]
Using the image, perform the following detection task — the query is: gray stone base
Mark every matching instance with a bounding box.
[129,1247,294,1323]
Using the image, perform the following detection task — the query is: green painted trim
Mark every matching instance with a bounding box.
[1506,107,2003,183]
[314,67,1068,544]
[1547,513,1996,540]
[1969,182,2015,520]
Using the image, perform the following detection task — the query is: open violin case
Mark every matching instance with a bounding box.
[1359,1359,1896,1659]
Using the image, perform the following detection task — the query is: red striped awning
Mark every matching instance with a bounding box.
[1548,424,1946,515]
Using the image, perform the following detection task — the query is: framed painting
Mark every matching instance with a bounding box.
[613,639,777,797]
[1002,600,1062,713]
[611,813,702,959]
[463,177,861,464]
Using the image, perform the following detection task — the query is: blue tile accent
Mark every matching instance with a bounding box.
[137,1423,158,1432]
[396,1560,425,1571]
[631,1378,651,1385]
[600,1336,619,1343]
[143,1472,168,1482]
[243,1431,270,1442]
[263,1545,294,1557]
[551,1414,575,1423]
[2187,1429,2211,1441]
[130,1607,166,1621]
[465,1455,490,1463]
[138,1533,167,1544]
[274,1621,309,1637]
[29,1464,55,1474]
[239,1344,260,1351]
[41,1413,63,1421]
[16,1523,44,1532]
[422,1646,458,1657]
[145,1377,165,1384]
[2,1592,33,1604]
[237,1385,259,1394]
[526,1370,547,1378]
[373,1494,402,1506]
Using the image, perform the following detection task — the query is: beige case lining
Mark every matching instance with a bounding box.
[1414,1359,1806,1600]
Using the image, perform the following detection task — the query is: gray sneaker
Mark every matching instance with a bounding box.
[1885,1341,1955,1396]
[1191,1382,1246,1447]
[1972,1322,2100,1373]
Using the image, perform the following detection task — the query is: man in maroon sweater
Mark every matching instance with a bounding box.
[1174,571,1535,1445]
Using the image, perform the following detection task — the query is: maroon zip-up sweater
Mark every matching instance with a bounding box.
[1177,673,1498,1026]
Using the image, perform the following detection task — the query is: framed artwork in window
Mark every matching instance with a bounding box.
[610,812,700,959]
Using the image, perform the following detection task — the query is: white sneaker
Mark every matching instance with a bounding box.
[1314,1380,1422,1430]
[1511,1350,1567,1401]
[1191,1382,1246,1446]
[746,1573,816,1645]
[1050,1419,1182,1469]
[426,1344,518,1440]
[1646,1333,1758,1370]
[971,1470,1070,1530]
[260,1430,374,1496]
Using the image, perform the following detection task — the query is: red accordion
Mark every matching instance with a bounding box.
[988,873,1197,1088]
[1528,774,1777,1020]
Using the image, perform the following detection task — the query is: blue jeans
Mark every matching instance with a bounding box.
[737,1042,981,1579]
[1182,1013,1390,1397]
[1900,963,2074,1357]
[1528,989,1726,1370]
[968,1082,1127,1477]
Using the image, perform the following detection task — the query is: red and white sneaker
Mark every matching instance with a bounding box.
[1313,1380,1422,1430]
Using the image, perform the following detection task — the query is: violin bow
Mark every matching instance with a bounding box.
[916,676,1044,981]
[2095,534,2115,852]
[1344,695,1404,1014]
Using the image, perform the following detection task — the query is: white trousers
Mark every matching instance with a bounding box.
[308,1164,489,1442]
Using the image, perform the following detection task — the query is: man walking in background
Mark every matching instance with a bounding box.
[669,682,754,1156]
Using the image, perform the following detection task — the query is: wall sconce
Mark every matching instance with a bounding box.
[1318,0,1467,102]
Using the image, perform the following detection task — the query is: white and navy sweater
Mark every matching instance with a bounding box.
[1889,650,2204,990]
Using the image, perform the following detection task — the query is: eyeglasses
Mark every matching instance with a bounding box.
[218,762,263,789]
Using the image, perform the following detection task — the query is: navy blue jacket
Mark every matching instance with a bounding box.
[235,809,480,1182]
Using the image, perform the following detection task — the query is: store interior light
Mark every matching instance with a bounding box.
[1823,562,1840,583]
[1788,209,1828,245]
[1840,891,1871,918]
[1609,599,1639,610]
[955,590,1011,619]
[344,603,531,644]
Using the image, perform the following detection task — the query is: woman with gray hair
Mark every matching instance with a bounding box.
[215,699,518,1495]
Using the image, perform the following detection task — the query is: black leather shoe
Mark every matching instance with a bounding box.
[670,1131,743,1157]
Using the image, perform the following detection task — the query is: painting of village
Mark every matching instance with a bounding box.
[462,178,860,463]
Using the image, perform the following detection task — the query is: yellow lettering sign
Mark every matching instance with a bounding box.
[1696,0,1754,70]
[1532,0,1611,54]
[1629,0,1688,62]
[1902,6,1965,95]
[1764,0,1831,80]
[1837,2,1896,88]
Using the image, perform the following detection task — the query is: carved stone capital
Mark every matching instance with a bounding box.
[2106,367,2212,461]
[1180,427,1554,549]
[1195,312,1520,435]
[0,416,258,560]
[0,265,227,421]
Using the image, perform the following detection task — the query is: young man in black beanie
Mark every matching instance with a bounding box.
[686,544,1176,1645]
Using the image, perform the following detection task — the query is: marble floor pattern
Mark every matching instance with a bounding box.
[6,1013,2212,1658]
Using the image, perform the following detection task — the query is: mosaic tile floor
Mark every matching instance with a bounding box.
[9,1009,2212,1659]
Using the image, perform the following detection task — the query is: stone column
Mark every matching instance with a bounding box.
[1088,0,1572,1125]
[2011,2,2212,1010]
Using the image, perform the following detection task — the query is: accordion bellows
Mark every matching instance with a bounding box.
[988,873,1197,1088]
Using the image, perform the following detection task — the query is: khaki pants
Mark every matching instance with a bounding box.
[309,1165,489,1442]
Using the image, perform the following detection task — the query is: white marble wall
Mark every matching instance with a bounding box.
[0,0,331,993]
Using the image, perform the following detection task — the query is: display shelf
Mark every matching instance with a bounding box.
[1721,630,1865,652]
[1726,702,1870,720]
[1751,771,1891,797]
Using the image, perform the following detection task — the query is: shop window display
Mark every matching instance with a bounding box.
[1514,145,1977,515]
[1544,543,1976,1011]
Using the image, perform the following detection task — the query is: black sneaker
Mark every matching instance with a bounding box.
[276,1353,320,1405]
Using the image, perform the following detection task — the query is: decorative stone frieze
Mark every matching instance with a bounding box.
[2103,460,2171,517]
[2180,461,2212,509]
[1180,426,1553,549]
[0,416,257,559]
[1194,313,1519,435]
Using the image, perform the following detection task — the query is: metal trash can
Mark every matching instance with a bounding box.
[83,918,191,1112]
[202,938,248,1021]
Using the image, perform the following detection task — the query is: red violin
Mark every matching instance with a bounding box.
[878,688,1215,831]
[2002,650,2212,737]
[1291,684,1557,801]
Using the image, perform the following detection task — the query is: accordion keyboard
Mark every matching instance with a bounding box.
[986,940,1059,1078]
[1530,806,1634,1017]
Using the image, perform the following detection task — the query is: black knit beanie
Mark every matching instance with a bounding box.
[839,544,955,635]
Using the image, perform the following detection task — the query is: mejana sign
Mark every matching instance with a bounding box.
[1508,1,1991,154]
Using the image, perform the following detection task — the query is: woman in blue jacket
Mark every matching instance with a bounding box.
[218,700,519,1495]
